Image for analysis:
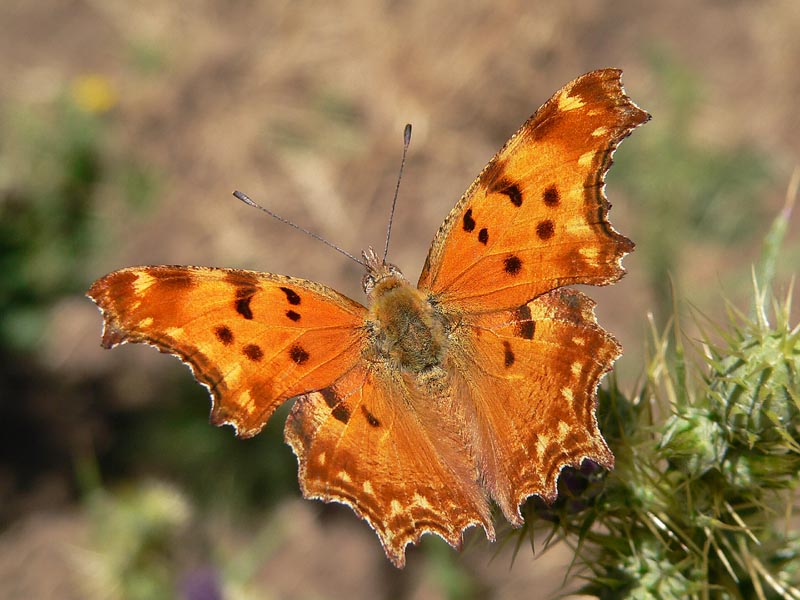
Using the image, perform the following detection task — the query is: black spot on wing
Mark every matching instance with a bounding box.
[478,228,489,245]
[502,183,523,207]
[503,340,515,367]
[286,310,301,322]
[280,287,301,305]
[214,325,234,345]
[487,174,524,208]
[224,273,260,321]
[243,344,263,361]
[513,304,535,339]
[504,255,522,275]
[536,220,555,240]
[543,185,559,207]
[332,404,351,424]
[361,405,381,427]
[320,387,340,408]
[235,295,254,319]
[289,344,310,365]
[462,208,476,232]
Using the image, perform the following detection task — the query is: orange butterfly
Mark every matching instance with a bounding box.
[88,69,649,567]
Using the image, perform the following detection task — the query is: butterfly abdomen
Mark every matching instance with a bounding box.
[367,276,449,374]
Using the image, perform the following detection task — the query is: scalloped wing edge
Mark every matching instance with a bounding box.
[284,391,496,568]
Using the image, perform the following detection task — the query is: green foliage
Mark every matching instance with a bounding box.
[0,83,157,353]
[75,479,282,600]
[76,481,193,600]
[111,377,298,512]
[127,39,169,76]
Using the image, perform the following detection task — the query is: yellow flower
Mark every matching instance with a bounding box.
[70,75,118,114]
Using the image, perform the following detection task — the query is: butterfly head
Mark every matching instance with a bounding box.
[361,246,406,297]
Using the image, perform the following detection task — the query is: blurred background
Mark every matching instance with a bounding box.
[1,1,798,598]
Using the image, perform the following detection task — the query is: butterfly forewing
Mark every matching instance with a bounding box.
[418,69,649,311]
[88,265,367,436]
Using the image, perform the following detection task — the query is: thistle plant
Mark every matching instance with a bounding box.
[523,179,800,599]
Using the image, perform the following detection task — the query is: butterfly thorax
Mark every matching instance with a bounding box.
[365,270,448,375]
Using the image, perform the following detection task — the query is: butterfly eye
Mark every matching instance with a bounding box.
[362,273,377,295]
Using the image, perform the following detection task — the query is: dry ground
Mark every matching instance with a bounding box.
[1,1,798,598]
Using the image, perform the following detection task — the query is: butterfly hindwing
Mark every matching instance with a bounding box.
[418,68,649,311]
[285,362,494,567]
[88,265,367,436]
[454,289,618,522]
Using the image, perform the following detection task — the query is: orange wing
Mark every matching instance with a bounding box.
[418,68,649,310]
[88,265,367,436]
[454,289,619,523]
[285,362,494,568]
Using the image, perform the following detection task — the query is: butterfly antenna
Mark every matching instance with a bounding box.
[382,123,412,263]
[232,190,366,267]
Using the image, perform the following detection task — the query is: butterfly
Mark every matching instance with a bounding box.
[88,68,649,567]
